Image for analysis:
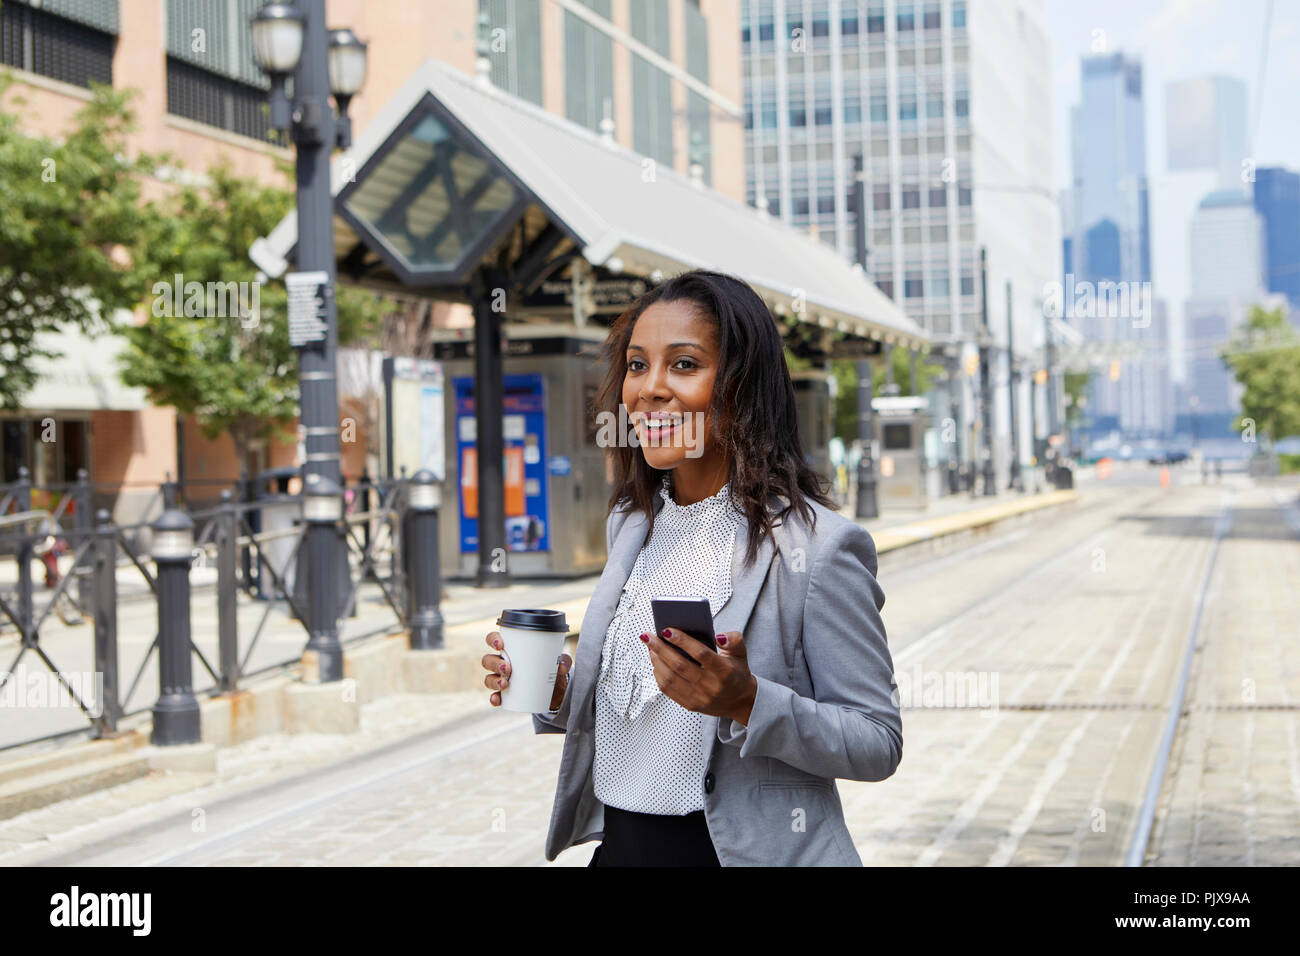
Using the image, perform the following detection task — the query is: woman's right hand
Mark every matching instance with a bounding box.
[483,631,573,711]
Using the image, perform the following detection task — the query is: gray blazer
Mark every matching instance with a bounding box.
[532,489,903,866]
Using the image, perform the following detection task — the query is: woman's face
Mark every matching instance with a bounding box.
[622,299,724,475]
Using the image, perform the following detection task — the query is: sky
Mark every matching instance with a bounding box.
[1046,0,1299,189]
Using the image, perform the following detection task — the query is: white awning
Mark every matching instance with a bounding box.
[21,323,147,412]
[262,57,927,349]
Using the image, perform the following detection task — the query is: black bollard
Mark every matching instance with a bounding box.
[150,505,201,745]
[407,470,445,650]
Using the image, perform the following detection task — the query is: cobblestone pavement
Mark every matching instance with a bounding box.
[5,468,1295,866]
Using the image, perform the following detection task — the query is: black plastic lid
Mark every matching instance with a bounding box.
[496,608,568,633]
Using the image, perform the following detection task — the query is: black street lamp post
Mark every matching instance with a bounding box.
[250,2,366,683]
[851,152,879,519]
[407,470,445,649]
[302,473,343,679]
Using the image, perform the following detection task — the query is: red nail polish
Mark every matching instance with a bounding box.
[661,628,672,638]
[640,633,650,642]
[716,634,727,645]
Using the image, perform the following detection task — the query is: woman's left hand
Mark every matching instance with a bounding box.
[643,628,758,725]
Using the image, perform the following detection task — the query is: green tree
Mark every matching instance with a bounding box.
[1222,305,1300,445]
[1063,370,1090,430]
[120,160,386,467]
[0,76,157,408]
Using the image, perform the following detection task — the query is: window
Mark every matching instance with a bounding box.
[794,196,810,216]
[899,94,918,121]
[923,4,941,29]
[873,186,891,211]
[877,278,895,299]
[870,94,888,123]
[742,23,750,44]
[790,107,807,127]
[928,187,947,207]
[0,2,115,89]
[817,194,836,214]
[952,2,967,28]
[842,14,859,35]
[762,106,778,128]
[844,98,862,124]
[867,7,885,33]
[759,18,775,42]
[883,423,913,450]
[958,184,972,206]
[929,223,948,241]
[167,58,276,142]
[897,4,915,31]
[902,188,921,209]
[812,18,830,38]
[814,105,833,125]
[905,274,924,297]
[960,273,975,295]
[955,92,970,117]
[930,272,950,296]
[926,94,944,118]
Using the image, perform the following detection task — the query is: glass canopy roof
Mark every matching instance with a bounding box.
[339,107,524,284]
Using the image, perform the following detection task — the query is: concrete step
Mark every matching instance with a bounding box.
[0,733,145,788]
[0,749,151,821]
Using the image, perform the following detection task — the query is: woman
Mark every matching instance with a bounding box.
[482,269,902,866]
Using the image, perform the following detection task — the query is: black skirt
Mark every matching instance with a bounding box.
[587,804,721,867]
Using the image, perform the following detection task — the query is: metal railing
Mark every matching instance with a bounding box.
[0,466,445,752]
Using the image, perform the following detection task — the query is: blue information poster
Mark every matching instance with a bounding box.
[454,373,549,553]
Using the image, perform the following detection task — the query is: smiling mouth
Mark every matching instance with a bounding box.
[637,414,685,436]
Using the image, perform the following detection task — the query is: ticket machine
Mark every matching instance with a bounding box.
[431,325,613,578]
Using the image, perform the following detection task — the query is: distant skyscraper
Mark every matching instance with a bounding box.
[1070,53,1150,291]
[1252,167,1300,306]
[1068,52,1152,436]
[1189,191,1266,300]
[1185,190,1268,432]
[1165,76,1248,187]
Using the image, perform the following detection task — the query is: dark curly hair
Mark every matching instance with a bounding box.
[593,269,835,569]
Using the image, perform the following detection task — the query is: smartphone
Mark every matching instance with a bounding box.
[650,596,718,663]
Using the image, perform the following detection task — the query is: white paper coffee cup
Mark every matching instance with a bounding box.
[496,609,569,713]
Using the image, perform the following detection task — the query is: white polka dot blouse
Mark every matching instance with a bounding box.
[593,474,743,815]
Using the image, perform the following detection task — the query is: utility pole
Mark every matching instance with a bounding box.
[978,247,995,496]
[1006,280,1022,492]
